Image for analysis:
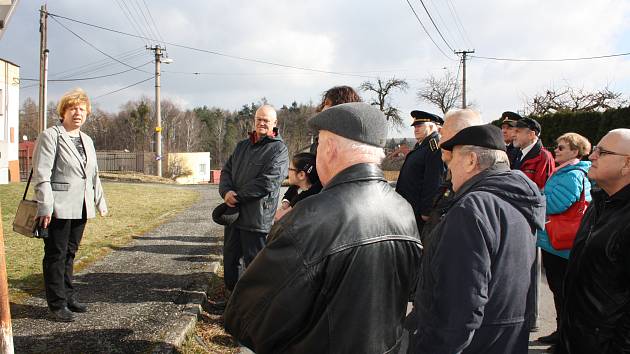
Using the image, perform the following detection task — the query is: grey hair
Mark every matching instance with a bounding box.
[334,134,386,164]
[459,145,509,170]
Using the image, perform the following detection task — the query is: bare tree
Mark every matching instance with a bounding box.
[417,70,461,114]
[359,77,409,128]
[525,85,627,115]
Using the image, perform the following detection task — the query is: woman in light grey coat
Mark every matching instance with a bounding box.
[32,88,107,322]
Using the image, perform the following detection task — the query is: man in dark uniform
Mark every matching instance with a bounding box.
[500,111,522,168]
[396,110,446,236]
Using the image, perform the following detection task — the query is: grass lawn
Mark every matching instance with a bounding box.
[0,182,199,301]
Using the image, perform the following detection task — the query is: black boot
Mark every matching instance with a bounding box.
[51,307,76,322]
[68,300,88,313]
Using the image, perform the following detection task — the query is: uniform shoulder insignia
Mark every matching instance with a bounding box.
[429,138,439,151]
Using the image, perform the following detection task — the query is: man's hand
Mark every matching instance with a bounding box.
[225,191,239,207]
[37,215,52,228]
[421,214,430,222]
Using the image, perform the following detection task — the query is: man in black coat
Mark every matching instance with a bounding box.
[558,128,630,354]
[500,111,522,168]
[219,105,289,293]
[224,103,422,354]
[410,125,545,354]
[396,110,446,236]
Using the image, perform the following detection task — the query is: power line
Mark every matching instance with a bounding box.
[141,0,165,44]
[113,0,150,46]
[53,49,147,80]
[426,0,459,49]
[403,0,454,60]
[445,0,474,49]
[130,0,160,45]
[471,52,630,62]
[49,15,152,74]
[46,12,380,79]
[415,0,454,51]
[21,61,152,82]
[93,76,154,100]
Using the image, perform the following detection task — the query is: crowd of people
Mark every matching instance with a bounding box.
[29,86,630,354]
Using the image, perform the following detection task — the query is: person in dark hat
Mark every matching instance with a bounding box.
[395,110,446,235]
[500,111,523,167]
[513,117,555,189]
[409,124,545,354]
[224,102,422,353]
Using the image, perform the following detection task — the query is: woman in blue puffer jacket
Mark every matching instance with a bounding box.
[536,132,592,349]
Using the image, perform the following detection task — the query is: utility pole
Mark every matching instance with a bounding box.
[147,45,172,177]
[454,49,474,109]
[38,5,48,133]
[0,205,14,354]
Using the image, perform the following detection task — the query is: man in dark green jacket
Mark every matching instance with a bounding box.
[219,105,288,292]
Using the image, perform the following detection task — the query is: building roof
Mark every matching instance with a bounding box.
[0,57,20,68]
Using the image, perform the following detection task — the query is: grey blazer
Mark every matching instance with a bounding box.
[32,125,108,219]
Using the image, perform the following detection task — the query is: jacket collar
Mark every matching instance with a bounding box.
[520,139,542,162]
[594,182,630,205]
[248,130,283,145]
[452,163,511,201]
[322,163,385,191]
[415,131,439,150]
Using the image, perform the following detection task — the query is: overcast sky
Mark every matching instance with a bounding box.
[1,0,629,137]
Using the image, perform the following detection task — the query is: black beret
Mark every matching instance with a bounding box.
[308,102,387,147]
[410,110,444,126]
[440,124,507,152]
[500,111,522,127]
[212,203,239,226]
[515,117,541,134]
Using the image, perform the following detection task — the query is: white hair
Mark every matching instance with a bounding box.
[459,145,509,170]
[332,134,386,164]
[443,109,483,131]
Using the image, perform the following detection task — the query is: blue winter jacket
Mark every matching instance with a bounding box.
[537,161,592,258]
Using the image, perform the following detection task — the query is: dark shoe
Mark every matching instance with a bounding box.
[67,301,88,313]
[538,331,559,344]
[545,344,557,353]
[51,307,76,322]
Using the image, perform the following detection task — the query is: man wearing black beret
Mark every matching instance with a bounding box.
[225,103,422,353]
[500,111,523,167]
[395,110,446,235]
[409,124,545,354]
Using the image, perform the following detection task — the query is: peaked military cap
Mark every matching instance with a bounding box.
[515,117,542,134]
[410,110,444,126]
[500,111,522,127]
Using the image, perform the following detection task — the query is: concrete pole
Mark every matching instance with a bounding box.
[38,5,48,133]
[154,47,162,177]
[0,205,15,354]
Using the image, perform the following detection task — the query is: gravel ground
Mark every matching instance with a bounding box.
[10,184,225,354]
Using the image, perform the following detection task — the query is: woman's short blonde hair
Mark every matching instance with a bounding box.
[57,88,91,121]
[557,132,591,158]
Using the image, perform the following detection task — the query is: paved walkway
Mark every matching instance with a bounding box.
[10,185,224,354]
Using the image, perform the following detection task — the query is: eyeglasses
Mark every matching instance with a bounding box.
[591,146,630,157]
[554,145,568,152]
[288,168,298,172]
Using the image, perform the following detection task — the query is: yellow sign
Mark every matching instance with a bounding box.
[155,126,162,133]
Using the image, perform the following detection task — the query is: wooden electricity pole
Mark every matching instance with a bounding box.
[0,204,14,354]
[454,50,474,109]
[38,5,48,133]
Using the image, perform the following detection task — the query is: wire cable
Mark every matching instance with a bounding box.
[403,0,454,60]
[93,76,154,100]
[114,0,150,46]
[46,12,379,79]
[471,52,630,62]
[445,0,474,49]
[50,15,152,74]
[415,0,454,51]
[141,0,165,44]
[21,61,152,82]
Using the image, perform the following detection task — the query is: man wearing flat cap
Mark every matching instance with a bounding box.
[513,116,555,189]
[409,124,545,354]
[224,102,422,353]
[396,110,446,235]
[500,111,523,168]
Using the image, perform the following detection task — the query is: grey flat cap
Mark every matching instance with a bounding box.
[308,102,388,147]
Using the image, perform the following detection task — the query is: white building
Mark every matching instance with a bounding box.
[168,152,211,184]
[0,58,20,184]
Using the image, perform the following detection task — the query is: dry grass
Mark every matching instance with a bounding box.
[180,266,238,354]
[0,182,199,301]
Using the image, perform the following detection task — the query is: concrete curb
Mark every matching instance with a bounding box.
[152,261,221,354]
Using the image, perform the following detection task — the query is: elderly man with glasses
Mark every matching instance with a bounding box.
[558,128,630,354]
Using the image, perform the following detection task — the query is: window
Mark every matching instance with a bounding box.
[199,163,207,174]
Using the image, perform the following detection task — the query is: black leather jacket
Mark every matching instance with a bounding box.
[559,183,630,354]
[224,163,423,354]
